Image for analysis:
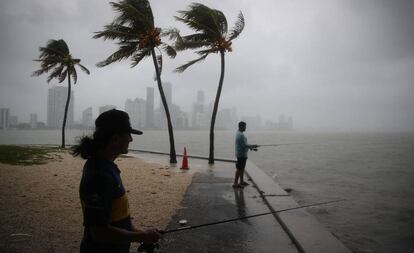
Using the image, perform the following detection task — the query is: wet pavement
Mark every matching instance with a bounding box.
[135,153,299,253]
[132,151,352,253]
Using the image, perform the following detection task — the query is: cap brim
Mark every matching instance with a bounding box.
[130,128,143,135]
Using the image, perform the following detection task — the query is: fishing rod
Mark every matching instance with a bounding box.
[256,143,307,148]
[163,198,346,234]
[138,199,346,252]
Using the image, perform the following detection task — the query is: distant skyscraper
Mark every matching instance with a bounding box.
[287,116,293,130]
[99,105,116,115]
[82,107,93,128]
[145,87,154,128]
[9,115,18,127]
[0,108,10,129]
[47,86,74,129]
[175,111,189,129]
[217,108,238,130]
[197,90,204,104]
[30,113,38,129]
[192,90,205,128]
[125,98,146,128]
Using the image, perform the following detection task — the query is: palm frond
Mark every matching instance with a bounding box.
[161,28,181,40]
[77,63,91,75]
[39,40,70,58]
[209,6,228,35]
[97,42,139,67]
[161,43,176,58]
[111,0,153,29]
[174,53,208,73]
[175,3,227,37]
[175,33,212,50]
[46,65,65,83]
[39,60,59,71]
[31,68,47,77]
[56,69,67,83]
[70,67,78,84]
[228,11,245,41]
[174,16,218,38]
[93,24,138,41]
[130,47,151,68]
[195,48,216,55]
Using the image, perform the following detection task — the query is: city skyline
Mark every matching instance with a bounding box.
[0,83,293,131]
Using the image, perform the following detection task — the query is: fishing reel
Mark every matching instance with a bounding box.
[137,242,160,253]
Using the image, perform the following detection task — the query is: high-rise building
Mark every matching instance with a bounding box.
[82,107,93,128]
[287,116,293,130]
[145,87,154,129]
[9,115,18,127]
[47,86,74,129]
[0,108,10,129]
[217,108,238,130]
[197,90,204,104]
[99,105,116,115]
[125,98,146,129]
[175,111,189,129]
[192,90,205,129]
[30,113,38,129]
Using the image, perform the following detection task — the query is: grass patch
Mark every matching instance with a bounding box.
[0,145,64,166]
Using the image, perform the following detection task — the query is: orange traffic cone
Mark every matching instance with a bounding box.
[180,147,189,170]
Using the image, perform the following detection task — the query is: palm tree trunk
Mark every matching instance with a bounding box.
[61,73,71,149]
[151,49,177,163]
[208,51,226,164]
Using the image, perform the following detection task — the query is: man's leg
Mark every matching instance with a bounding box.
[234,169,242,187]
[239,158,249,186]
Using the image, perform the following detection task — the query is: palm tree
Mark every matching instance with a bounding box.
[32,39,90,148]
[93,0,178,163]
[171,3,245,164]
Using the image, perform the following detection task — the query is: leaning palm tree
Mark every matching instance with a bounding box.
[32,39,90,148]
[171,3,245,164]
[93,0,178,163]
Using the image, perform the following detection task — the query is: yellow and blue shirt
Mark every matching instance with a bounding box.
[79,158,132,253]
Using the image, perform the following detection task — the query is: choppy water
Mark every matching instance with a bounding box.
[1,129,414,253]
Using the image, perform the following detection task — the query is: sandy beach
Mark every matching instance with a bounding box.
[0,152,194,253]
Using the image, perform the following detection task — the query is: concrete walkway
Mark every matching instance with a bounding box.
[132,151,352,253]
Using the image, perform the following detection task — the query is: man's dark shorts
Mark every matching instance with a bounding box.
[236,157,247,170]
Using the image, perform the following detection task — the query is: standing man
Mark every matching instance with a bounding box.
[72,109,161,253]
[233,121,258,188]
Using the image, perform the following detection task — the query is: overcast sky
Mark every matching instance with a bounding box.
[0,0,413,131]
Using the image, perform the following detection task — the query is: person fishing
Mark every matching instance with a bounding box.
[233,121,258,188]
[72,109,161,253]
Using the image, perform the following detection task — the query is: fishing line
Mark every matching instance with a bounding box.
[138,199,346,251]
[256,142,309,147]
[162,198,346,234]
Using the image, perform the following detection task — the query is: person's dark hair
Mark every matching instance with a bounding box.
[71,130,113,159]
[238,121,246,128]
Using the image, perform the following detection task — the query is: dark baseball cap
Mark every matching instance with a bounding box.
[95,109,143,135]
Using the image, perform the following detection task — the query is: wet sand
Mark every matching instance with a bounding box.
[0,152,194,252]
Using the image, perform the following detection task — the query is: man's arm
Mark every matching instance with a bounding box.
[242,135,258,150]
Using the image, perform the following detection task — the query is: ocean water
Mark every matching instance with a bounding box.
[1,129,413,253]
